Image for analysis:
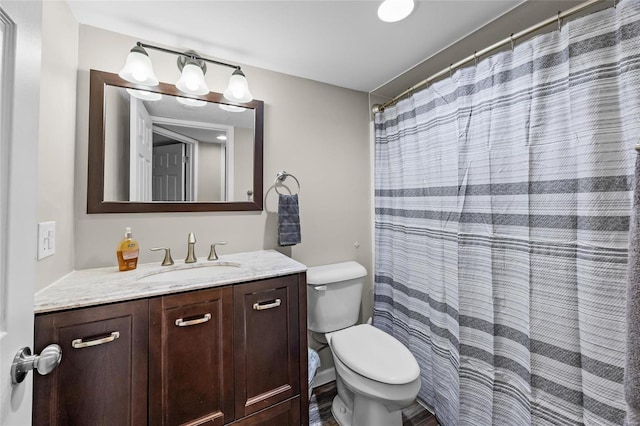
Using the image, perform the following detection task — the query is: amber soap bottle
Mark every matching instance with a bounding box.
[117,227,139,271]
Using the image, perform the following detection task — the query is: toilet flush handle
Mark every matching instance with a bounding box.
[313,285,327,291]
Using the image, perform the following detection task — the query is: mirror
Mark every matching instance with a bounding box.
[87,69,264,213]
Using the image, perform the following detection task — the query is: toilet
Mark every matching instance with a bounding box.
[307,262,421,426]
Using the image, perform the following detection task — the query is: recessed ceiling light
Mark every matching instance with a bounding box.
[378,0,415,23]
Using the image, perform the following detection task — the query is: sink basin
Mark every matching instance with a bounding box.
[136,262,241,283]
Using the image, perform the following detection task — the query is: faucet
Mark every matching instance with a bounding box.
[185,233,197,263]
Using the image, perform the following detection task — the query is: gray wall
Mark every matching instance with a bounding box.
[73,25,374,318]
[197,142,223,201]
[234,127,254,202]
[103,86,129,201]
[37,0,78,291]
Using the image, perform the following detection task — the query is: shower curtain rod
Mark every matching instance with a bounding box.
[373,0,608,113]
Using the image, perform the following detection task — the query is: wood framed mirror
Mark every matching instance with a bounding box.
[87,69,263,213]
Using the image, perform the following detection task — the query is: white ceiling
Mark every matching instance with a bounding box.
[66,0,525,93]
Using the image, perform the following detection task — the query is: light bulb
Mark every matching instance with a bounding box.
[132,69,146,83]
[176,96,207,107]
[126,89,162,101]
[186,79,198,91]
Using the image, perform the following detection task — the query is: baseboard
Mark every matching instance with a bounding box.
[415,398,437,418]
[311,367,336,389]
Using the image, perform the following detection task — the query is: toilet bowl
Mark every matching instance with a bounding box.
[307,262,421,426]
[327,324,421,426]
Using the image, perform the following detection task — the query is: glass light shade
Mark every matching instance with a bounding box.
[219,103,247,113]
[176,96,207,107]
[223,69,253,103]
[119,46,159,86]
[176,61,210,95]
[126,89,162,101]
[377,0,414,22]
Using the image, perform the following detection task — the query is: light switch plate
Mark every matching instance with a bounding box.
[37,221,56,260]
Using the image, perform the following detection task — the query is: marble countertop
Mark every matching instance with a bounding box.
[35,250,307,314]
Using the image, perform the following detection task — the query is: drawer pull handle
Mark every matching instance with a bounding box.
[72,331,120,349]
[175,313,211,327]
[253,299,282,311]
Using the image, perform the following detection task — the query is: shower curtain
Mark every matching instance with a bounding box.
[373,1,640,425]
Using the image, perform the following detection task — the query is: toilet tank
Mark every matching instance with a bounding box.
[307,261,367,333]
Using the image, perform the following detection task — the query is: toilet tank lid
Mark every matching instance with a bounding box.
[306,261,367,285]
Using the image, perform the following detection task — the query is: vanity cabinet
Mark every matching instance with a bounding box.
[233,276,300,419]
[33,299,149,425]
[33,272,308,426]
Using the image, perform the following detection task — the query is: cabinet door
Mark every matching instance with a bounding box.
[234,276,300,418]
[33,299,149,426]
[149,286,234,426]
[229,397,300,426]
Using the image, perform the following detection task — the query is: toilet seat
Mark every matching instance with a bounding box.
[329,324,420,385]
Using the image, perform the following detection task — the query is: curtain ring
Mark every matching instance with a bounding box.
[613,0,617,8]
[474,51,478,66]
[449,64,453,78]
[510,34,515,51]
[557,11,563,31]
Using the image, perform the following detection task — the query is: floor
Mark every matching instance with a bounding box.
[309,381,439,426]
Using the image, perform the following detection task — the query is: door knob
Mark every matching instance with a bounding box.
[11,344,62,384]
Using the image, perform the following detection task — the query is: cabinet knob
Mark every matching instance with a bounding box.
[11,344,62,384]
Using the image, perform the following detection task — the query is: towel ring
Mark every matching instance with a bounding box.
[274,170,300,195]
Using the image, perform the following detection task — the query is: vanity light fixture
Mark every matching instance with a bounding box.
[126,88,162,102]
[377,0,415,22]
[219,103,247,113]
[119,45,159,86]
[176,96,207,107]
[119,42,253,103]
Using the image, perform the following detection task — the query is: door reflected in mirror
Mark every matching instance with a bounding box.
[103,85,255,203]
[87,70,264,213]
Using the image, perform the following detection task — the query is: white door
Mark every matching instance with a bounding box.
[153,143,185,201]
[0,1,42,425]
[130,97,153,201]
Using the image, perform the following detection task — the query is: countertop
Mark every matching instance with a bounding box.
[35,250,307,314]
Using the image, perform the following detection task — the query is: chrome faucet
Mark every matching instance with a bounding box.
[185,233,197,263]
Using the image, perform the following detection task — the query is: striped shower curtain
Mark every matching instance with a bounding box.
[373,1,640,425]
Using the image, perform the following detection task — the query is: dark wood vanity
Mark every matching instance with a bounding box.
[33,272,308,426]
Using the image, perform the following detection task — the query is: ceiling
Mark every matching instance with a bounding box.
[66,0,526,93]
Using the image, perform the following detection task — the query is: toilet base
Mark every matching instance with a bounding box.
[331,393,402,426]
[331,395,351,426]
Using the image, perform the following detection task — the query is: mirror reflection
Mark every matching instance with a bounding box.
[102,86,255,203]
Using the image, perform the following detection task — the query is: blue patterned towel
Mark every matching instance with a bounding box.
[278,194,301,246]
[308,347,321,385]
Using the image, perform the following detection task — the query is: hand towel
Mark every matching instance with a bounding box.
[278,193,301,246]
[625,153,640,425]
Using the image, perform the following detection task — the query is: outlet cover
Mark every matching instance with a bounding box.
[37,221,56,260]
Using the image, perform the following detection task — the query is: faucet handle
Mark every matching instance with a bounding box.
[188,232,196,244]
[150,247,174,266]
[208,242,228,261]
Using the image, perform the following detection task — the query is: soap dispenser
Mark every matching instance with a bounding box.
[117,227,139,271]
